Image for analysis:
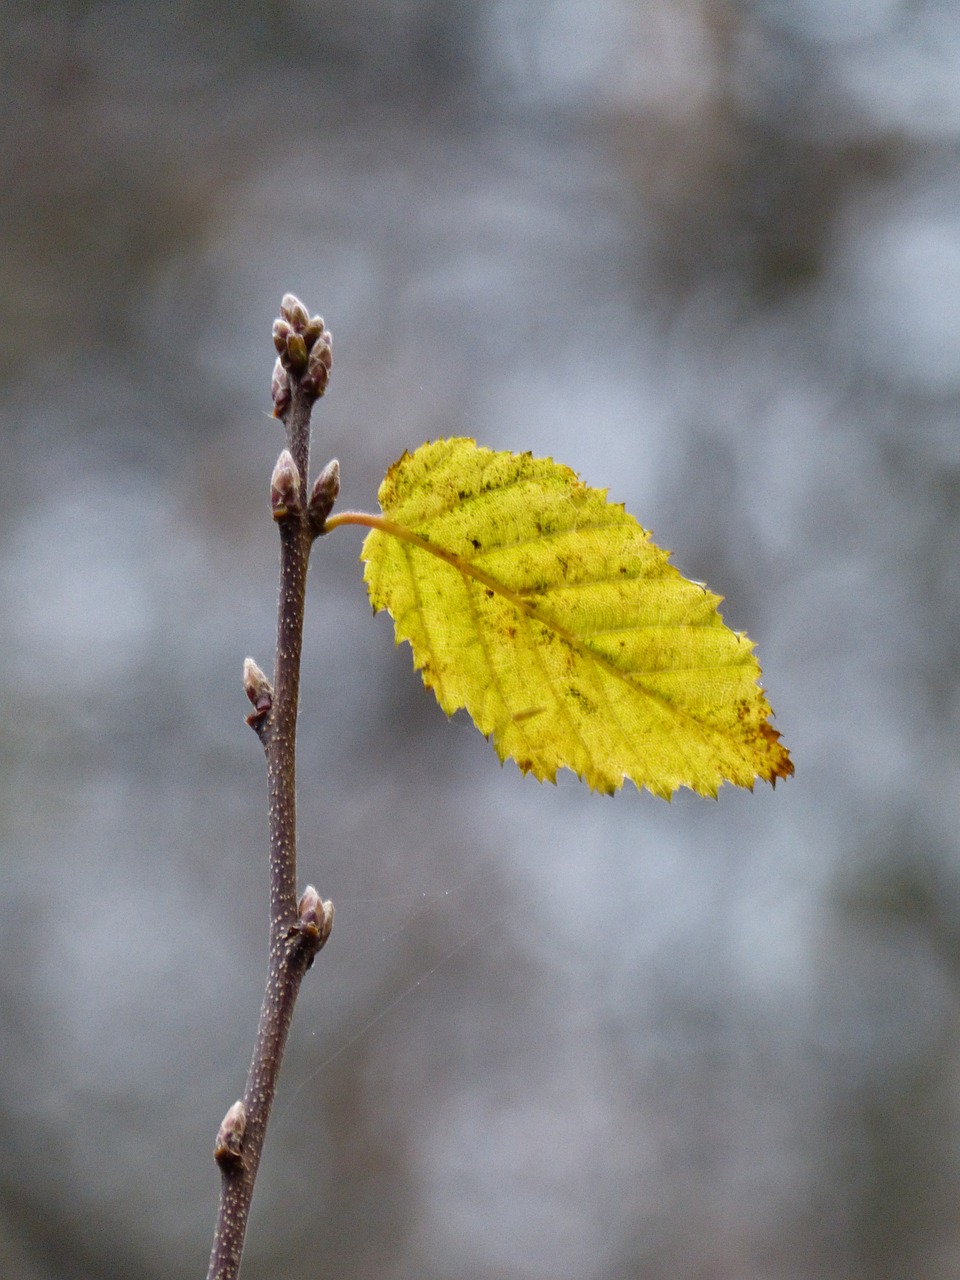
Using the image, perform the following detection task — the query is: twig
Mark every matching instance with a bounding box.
[206,297,336,1280]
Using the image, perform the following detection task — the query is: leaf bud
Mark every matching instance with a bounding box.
[308,458,340,529]
[311,340,332,373]
[280,293,310,332]
[301,328,333,399]
[283,331,309,372]
[242,657,273,715]
[302,314,325,348]
[214,1099,246,1167]
[271,448,302,518]
[271,357,291,418]
[298,884,334,950]
[272,318,294,355]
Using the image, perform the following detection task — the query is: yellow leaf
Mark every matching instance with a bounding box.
[358,438,793,797]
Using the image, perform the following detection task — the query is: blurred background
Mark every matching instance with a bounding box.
[2,1,959,1277]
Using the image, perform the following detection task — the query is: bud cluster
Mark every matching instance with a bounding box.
[271,293,333,414]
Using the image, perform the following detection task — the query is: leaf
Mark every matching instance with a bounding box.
[359,438,793,797]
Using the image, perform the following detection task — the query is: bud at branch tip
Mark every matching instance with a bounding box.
[273,293,333,393]
[280,293,310,332]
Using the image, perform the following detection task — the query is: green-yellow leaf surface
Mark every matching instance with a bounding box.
[357,438,793,798]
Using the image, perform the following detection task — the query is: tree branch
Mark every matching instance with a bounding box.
[206,298,335,1280]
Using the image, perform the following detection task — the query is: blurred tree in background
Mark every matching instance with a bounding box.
[1,2,959,1277]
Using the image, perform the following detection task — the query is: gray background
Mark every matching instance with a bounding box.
[2,2,959,1277]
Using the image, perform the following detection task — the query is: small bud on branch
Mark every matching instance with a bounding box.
[272,318,294,354]
[284,332,309,372]
[243,657,273,727]
[271,449,301,519]
[297,884,334,951]
[271,357,291,419]
[213,1100,246,1169]
[301,327,333,401]
[302,314,325,347]
[308,458,340,534]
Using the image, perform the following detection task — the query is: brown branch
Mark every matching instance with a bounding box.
[206,300,335,1280]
